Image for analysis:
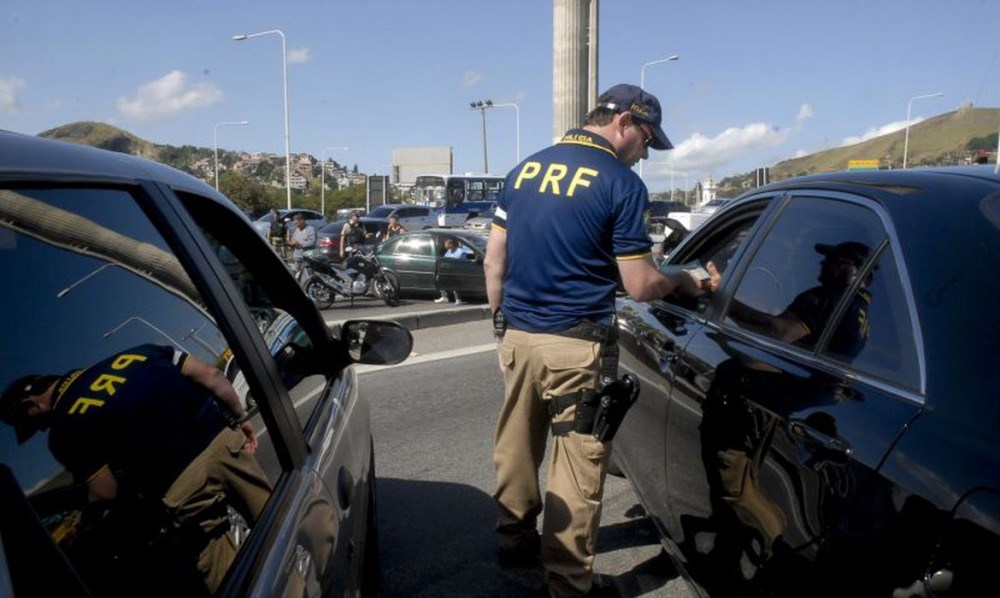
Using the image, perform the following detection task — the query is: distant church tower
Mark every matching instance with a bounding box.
[700,175,717,206]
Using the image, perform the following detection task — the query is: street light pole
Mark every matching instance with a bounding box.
[233,29,292,209]
[639,54,680,180]
[214,120,248,190]
[321,146,348,218]
[470,99,493,173]
[101,316,185,351]
[903,92,946,168]
[490,102,521,164]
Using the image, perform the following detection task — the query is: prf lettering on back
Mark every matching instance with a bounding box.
[68,353,148,415]
[513,162,599,198]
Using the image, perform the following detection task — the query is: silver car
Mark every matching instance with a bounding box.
[0,130,411,596]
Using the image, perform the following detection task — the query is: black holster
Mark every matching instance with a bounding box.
[591,374,640,442]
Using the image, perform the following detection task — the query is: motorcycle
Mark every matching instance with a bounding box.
[297,248,400,308]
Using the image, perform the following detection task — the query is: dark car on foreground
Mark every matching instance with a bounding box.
[374,228,487,299]
[0,130,413,597]
[315,216,391,261]
[612,166,1000,597]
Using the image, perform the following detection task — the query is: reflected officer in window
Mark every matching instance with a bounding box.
[0,344,272,594]
[729,241,874,357]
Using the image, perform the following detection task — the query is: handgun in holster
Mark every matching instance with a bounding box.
[590,373,640,442]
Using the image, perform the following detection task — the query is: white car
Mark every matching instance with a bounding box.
[366,204,438,230]
[697,198,731,215]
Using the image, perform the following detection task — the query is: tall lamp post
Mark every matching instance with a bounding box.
[491,102,521,164]
[639,54,680,181]
[102,316,185,351]
[320,146,348,218]
[903,92,945,168]
[214,120,248,190]
[470,99,493,173]
[233,29,292,209]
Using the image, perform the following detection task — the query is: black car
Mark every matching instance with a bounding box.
[612,166,1000,597]
[0,131,413,597]
[316,216,391,261]
[374,229,487,299]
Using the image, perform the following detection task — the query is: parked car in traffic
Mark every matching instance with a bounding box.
[374,229,488,300]
[0,130,413,597]
[315,217,391,261]
[611,165,1000,597]
[251,208,328,239]
[366,204,437,230]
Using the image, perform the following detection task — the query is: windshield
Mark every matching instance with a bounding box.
[367,206,394,218]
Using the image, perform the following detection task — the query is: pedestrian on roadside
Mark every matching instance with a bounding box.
[286,213,316,272]
[383,214,407,241]
[436,237,472,305]
[484,83,708,597]
[340,211,366,259]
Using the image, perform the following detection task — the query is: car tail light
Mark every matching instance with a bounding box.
[318,238,337,248]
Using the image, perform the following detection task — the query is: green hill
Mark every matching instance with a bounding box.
[770,105,1000,180]
[38,121,160,159]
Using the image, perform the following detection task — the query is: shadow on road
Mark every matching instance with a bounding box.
[377,478,687,597]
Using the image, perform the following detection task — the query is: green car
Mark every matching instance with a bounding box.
[375,228,488,299]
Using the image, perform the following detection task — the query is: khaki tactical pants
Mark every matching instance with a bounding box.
[163,426,272,593]
[493,329,611,597]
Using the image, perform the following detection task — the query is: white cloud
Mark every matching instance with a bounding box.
[651,122,789,176]
[0,75,26,114]
[116,71,222,121]
[287,47,311,64]
[796,103,814,123]
[463,71,484,89]
[840,119,911,146]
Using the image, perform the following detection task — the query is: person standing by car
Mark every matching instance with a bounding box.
[382,214,407,241]
[286,213,316,271]
[339,210,366,259]
[0,344,271,594]
[484,83,705,597]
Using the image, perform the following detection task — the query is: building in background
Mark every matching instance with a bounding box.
[391,146,454,186]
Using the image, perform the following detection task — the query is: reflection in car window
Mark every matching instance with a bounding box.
[397,234,434,257]
[0,187,273,595]
[725,196,887,355]
[178,193,327,432]
[824,247,920,389]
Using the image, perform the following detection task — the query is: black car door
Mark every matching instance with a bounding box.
[663,192,922,596]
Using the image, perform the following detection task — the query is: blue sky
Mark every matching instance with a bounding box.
[3,0,998,192]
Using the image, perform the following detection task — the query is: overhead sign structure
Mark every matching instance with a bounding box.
[848,159,880,170]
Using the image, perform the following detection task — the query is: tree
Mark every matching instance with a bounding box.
[218,171,278,216]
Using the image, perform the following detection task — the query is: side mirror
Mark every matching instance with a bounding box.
[341,320,413,365]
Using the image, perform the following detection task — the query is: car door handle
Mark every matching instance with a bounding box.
[789,418,853,457]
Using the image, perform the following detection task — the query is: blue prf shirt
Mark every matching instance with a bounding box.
[493,128,652,333]
[47,344,231,496]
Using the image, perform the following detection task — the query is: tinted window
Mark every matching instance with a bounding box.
[0,187,275,593]
[725,196,888,355]
[824,246,920,389]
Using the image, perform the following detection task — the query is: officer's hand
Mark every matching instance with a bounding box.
[240,421,258,455]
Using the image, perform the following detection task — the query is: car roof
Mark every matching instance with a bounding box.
[0,130,229,200]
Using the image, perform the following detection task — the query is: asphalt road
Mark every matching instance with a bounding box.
[356,318,699,597]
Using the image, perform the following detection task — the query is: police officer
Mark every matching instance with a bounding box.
[0,344,271,594]
[484,84,706,597]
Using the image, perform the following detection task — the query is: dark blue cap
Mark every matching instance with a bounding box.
[597,84,673,150]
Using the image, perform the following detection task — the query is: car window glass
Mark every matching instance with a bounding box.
[659,211,761,312]
[178,193,329,433]
[0,186,274,594]
[725,195,887,355]
[398,233,434,257]
[823,246,920,389]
